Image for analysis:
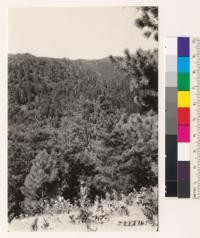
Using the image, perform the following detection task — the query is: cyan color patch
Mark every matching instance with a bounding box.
[178,57,190,73]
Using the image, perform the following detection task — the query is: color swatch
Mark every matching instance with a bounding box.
[177,37,190,198]
[165,37,191,198]
[166,37,200,199]
[165,37,178,197]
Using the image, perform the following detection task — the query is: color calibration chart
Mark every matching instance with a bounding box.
[165,37,200,199]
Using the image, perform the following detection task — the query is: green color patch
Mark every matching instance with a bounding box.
[178,73,190,91]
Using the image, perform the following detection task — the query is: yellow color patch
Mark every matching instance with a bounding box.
[178,91,190,108]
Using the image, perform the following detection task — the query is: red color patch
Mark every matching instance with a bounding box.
[178,108,190,125]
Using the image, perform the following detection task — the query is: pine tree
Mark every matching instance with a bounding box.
[110,49,158,112]
[20,149,58,215]
[135,7,158,41]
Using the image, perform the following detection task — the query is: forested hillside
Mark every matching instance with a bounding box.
[8,50,158,221]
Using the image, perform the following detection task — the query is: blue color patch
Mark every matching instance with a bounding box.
[178,37,190,57]
[178,57,190,73]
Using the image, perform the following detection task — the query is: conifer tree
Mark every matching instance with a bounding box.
[135,7,158,41]
[110,49,158,112]
[20,149,58,214]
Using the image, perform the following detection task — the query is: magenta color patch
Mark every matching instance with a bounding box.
[178,125,190,142]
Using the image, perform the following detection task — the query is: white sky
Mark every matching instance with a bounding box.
[8,7,157,59]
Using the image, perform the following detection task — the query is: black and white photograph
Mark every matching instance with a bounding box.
[8,6,158,231]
